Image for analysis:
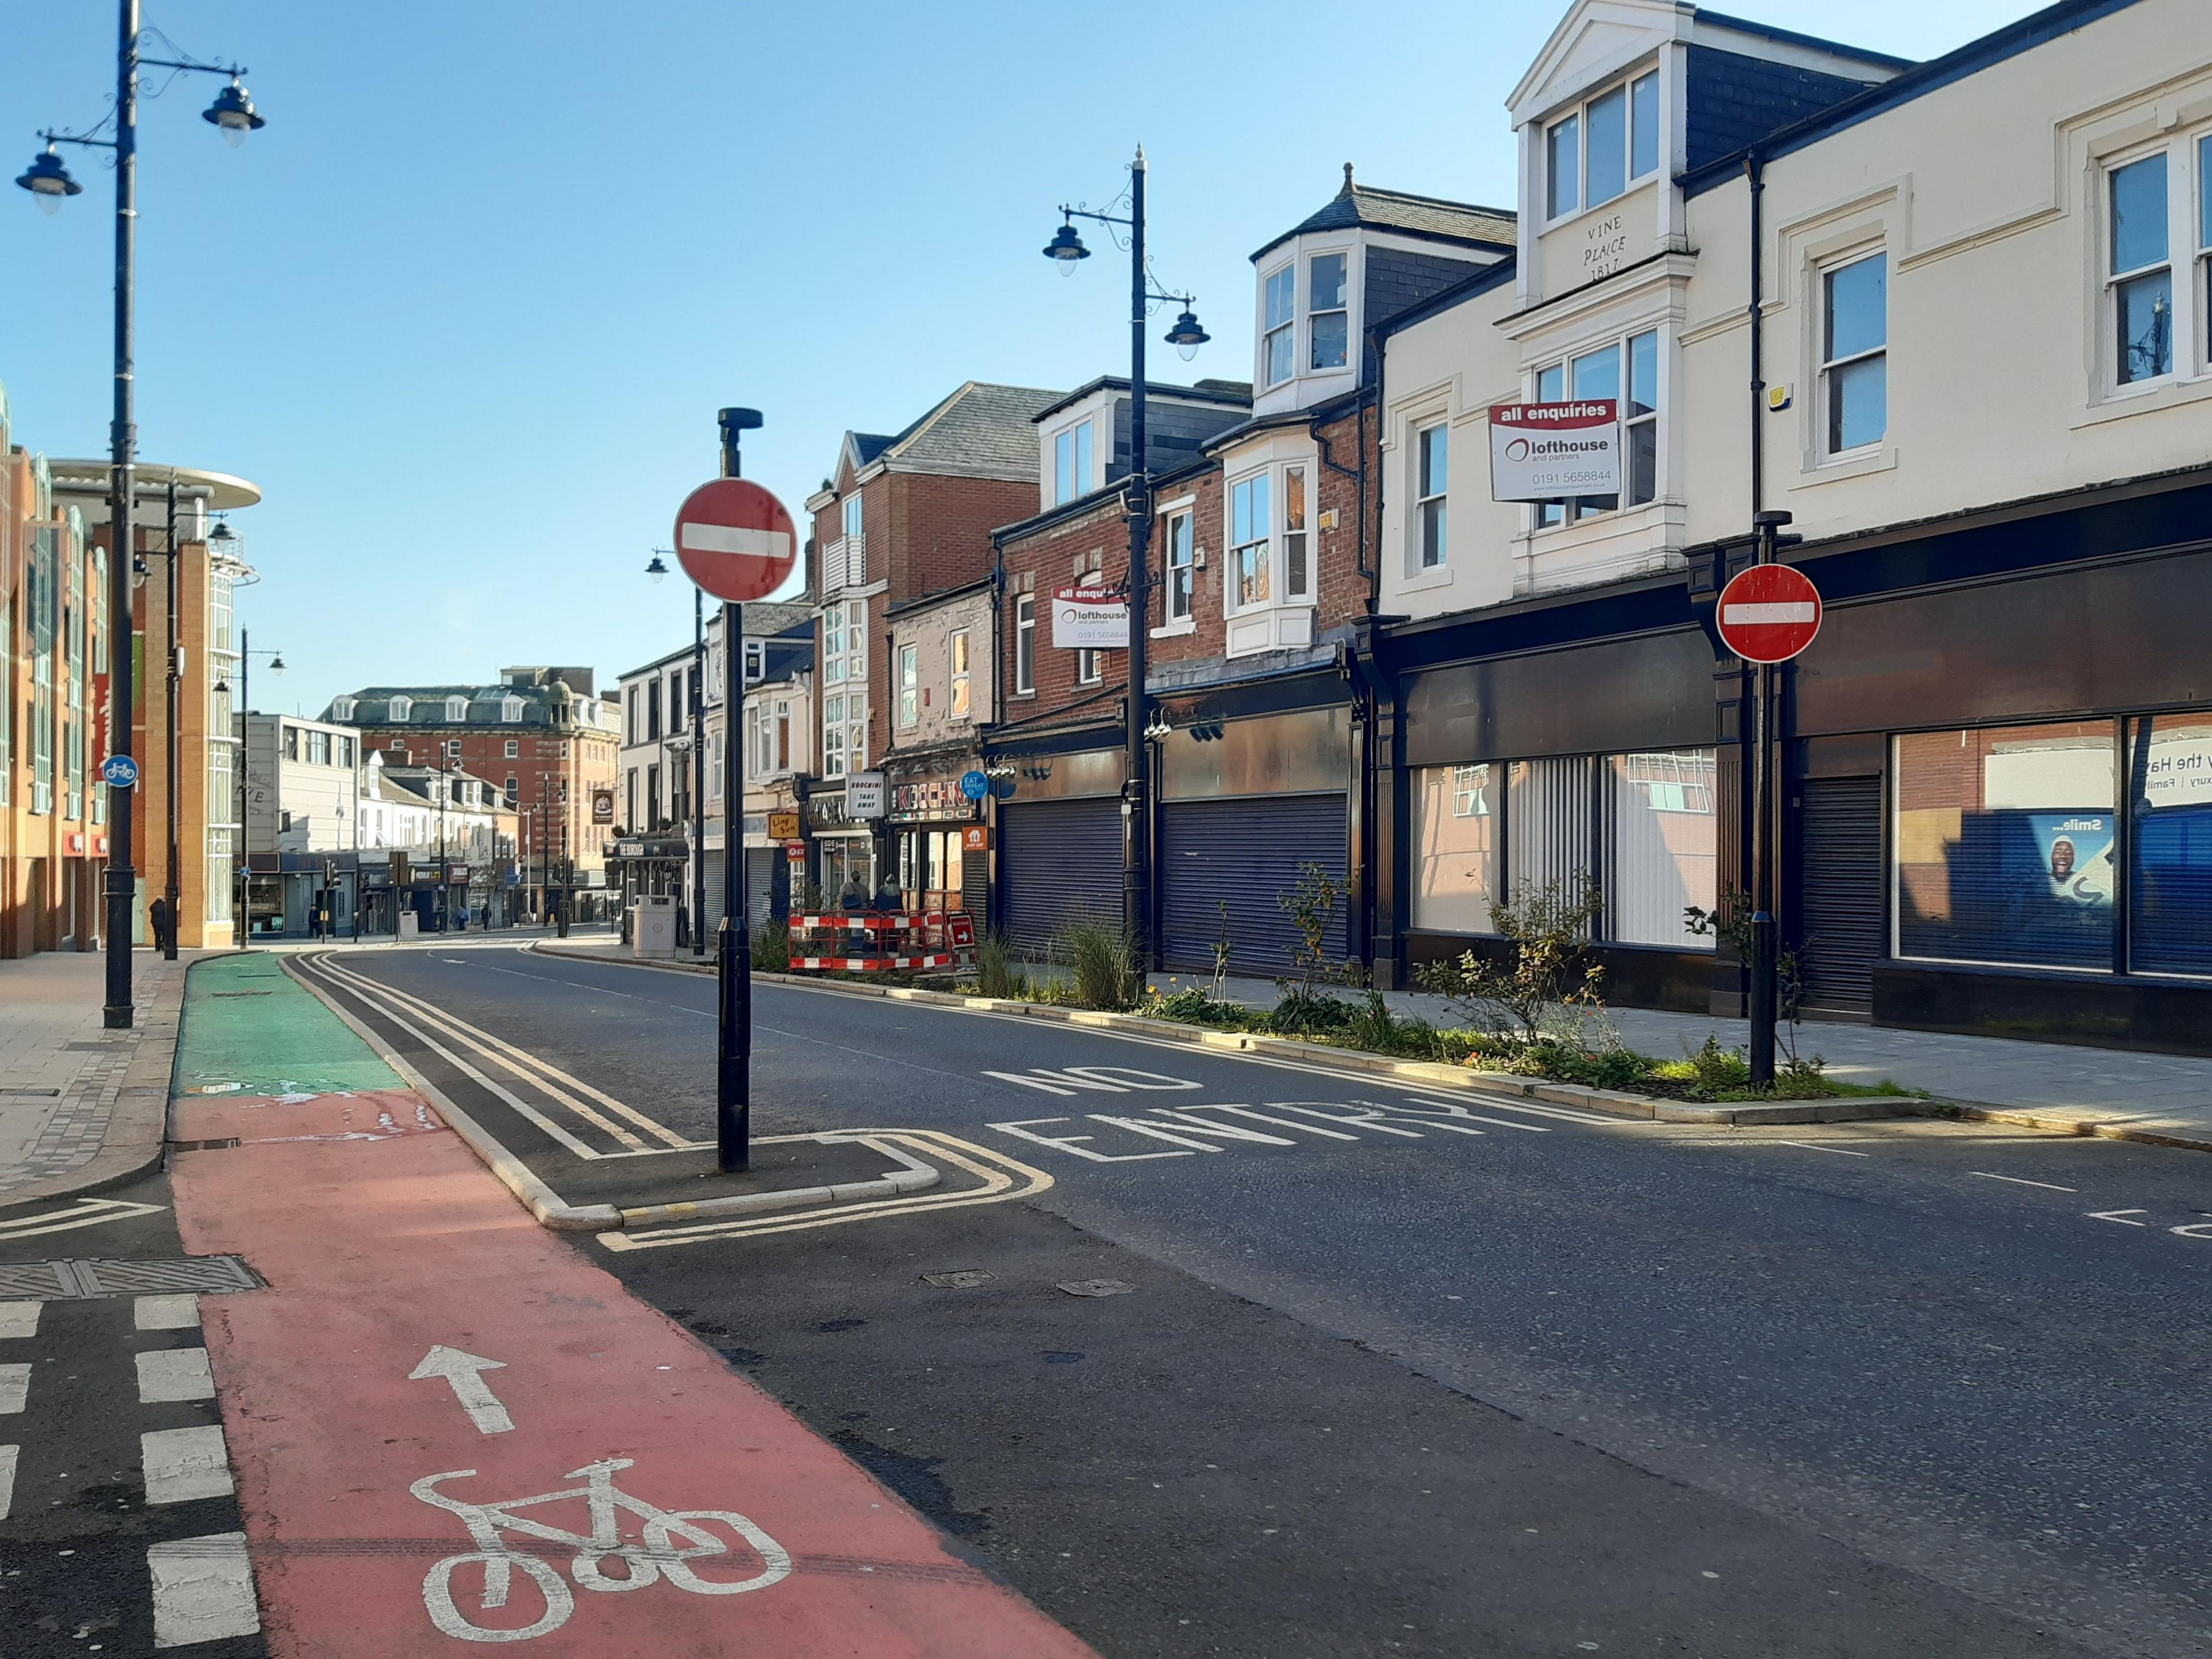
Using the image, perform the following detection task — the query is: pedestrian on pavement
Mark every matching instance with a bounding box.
[873,873,902,912]
[838,874,869,912]
[309,905,324,941]
[148,896,172,954]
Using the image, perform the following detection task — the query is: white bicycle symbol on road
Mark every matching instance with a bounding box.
[411,1457,791,1642]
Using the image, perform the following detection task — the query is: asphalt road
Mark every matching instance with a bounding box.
[0,1171,265,1659]
[317,944,2212,1658]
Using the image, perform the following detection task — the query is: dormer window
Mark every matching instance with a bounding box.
[1545,69,1660,222]
[1052,419,1094,505]
[501,694,524,723]
[388,695,412,722]
[1308,254,1349,371]
[1262,265,1296,386]
[332,696,356,721]
[445,695,468,721]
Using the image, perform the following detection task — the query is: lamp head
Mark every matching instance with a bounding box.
[16,146,79,214]
[1043,221,1089,274]
[1165,307,1210,362]
[645,552,670,584]
[268,654,286,675]
[203,81,266,147]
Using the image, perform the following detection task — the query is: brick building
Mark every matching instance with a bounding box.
[986,171,1513,971]
[324,667,620,918]
[798,381,1061,897]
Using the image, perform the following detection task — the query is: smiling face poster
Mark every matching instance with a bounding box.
[2030,813,2115,907]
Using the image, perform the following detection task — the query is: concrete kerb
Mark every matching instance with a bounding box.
[279,955,943,1233]
[527,941,1945,1132]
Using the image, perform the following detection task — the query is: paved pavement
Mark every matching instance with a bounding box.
[319,943,2212,1658]
[0,952,200,1206]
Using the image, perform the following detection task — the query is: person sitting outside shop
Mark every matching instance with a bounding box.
[873,873,902,912]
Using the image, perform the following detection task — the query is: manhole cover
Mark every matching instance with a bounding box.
[1055,1279,1136,1298]
[0,1256,262,1301]
[920,1270,995,1289]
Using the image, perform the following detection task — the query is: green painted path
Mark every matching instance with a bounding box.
[175,955,403,1099]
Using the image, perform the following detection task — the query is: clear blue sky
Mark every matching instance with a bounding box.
[2,0,2038,717]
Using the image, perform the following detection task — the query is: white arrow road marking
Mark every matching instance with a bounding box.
[0,1198,166,1242]
[2087,1209,2149,1226]
[410,1345,515,1434]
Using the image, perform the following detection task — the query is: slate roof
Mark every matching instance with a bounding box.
[325,681,612,731]
[849,381,1064,481]
[1253,168,1517,263]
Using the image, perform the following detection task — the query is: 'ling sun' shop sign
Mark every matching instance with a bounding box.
[1488,399,1620,502]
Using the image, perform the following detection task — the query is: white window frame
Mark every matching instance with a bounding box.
[1076,646,1102,686]
[1543,67,1661,228]
[1530,325,1661,529]
[1820,250,1887,456]
[504,738,519,759]
[1261,264,1296,388]
[1228,471,1272,613]
[501,695,524,722]
[1415,422,1448,571]
[1014,593,1036,695]
[842,493,863,541]
[1163,509,1195,623]
[1307,252,1350,373]
[1052,420,1095,506]
[388,695,411,722]
[823,692,847,778]
[2105,145,2176,391]
[897,642,919,728]
[332,696,355,721]
[1282,463,1311,603]
[949,630,971,720]
[445,696,468,722]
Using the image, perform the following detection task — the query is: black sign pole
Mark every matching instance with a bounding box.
[714,407,762,1174]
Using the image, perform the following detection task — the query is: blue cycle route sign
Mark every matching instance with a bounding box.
[100,755,140,789]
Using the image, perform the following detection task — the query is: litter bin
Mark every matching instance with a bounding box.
[631,895,677,960]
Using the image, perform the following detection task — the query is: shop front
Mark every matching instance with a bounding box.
[886,774,980,919]
[1386,611,1723,1013]
[1153,696,1355,976]
[988,741,1124,956]
[804,787,876,908]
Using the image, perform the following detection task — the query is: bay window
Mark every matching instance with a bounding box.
[1545,70,1661,223]
[1230,473,1271,609]
[1283,465,1310,601]
[774,702,791,771]
[1309,253,1348,371]
[1822,252,1887,453]
[1415,423,1448,570]
[2109,151,2171,385]
[823,694,847,777]
[1262,265,1295,387]
[897,643,919,728]
[1164,510,1194,622]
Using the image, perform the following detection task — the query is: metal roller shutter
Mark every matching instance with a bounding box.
[1797,776,1883,1014]
[702,849,781,933]
[1160,793,1348,975]
[998,798,1122,953]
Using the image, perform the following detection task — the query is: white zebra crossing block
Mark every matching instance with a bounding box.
[136,1347,215,1403]
[142,1425,235,1505]
[149,1532,260,1648]
[0,1445,16,1520]
[0,1301,39,1339]
[0,1362,27,1414]
[134,1294,200,1332]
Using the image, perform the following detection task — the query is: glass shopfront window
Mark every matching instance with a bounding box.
[1411,749,1714,948]
[1894,722,2117,971]
[1411,763,1498,931]
[2127,712,2212,976]
[1608,751,1717,947]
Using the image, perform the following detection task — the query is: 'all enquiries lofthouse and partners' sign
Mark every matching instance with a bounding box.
[1053,584,1129,649]
[1488,400,1620,502]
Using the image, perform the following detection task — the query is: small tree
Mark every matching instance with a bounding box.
[1685,887,1812,1065]
[1278,862,1343,1006]
[1210,899,1234,998]
[1416,876,1606,1046]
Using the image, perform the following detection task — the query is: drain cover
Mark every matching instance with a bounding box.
[920,1270,995,1289]
[1055,1278,1136,1298]
[0,1256,261,1301]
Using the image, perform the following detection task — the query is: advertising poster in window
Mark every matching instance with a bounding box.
[1488,400,1620,501]
[2028,813,2114,910]
[1052,585,1128,649]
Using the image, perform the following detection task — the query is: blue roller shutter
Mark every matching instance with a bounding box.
[1159,793,1349,975]
[998,798,1122,953]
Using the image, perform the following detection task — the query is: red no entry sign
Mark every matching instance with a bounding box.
[1716,562,1822,663]
[672,478,798,604]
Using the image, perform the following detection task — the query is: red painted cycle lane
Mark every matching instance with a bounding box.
[171,1091,1098,1658]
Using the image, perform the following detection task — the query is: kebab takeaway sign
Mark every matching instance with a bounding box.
[1488,399,1620,502]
